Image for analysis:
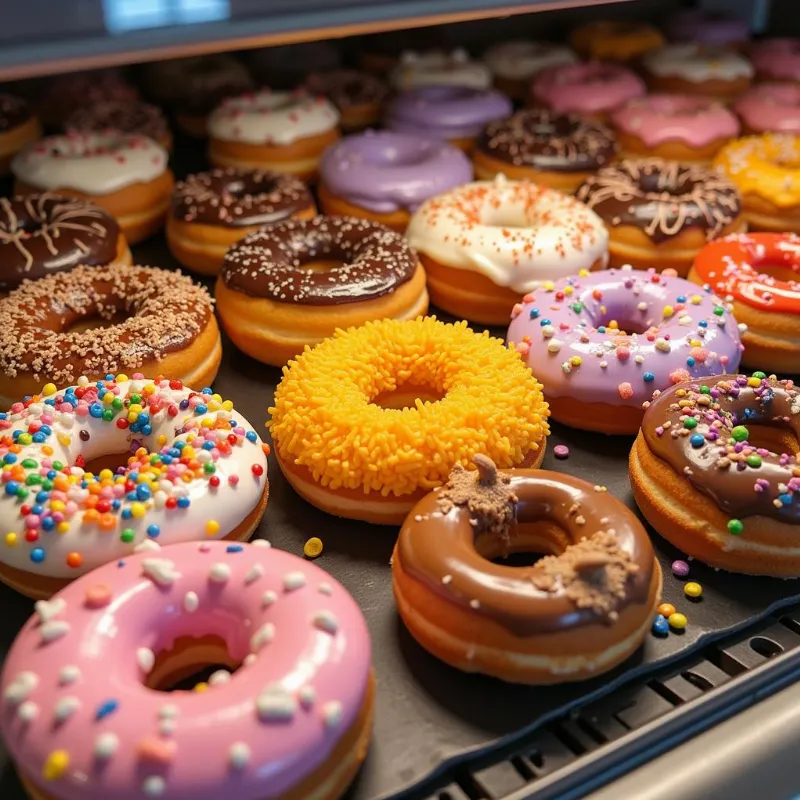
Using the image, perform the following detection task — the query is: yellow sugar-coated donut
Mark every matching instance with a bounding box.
[269,316,550,524]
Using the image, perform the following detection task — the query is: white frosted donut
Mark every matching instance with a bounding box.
[482,41,577,81]
[642,44,754,83]
[11,132,169,194]
[406,176,609,293]
[0,374,269,588]
[207,89,340,146]
[390,49,492,91]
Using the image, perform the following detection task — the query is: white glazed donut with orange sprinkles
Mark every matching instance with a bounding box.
[0,374,269,599]
[405,175,609,324]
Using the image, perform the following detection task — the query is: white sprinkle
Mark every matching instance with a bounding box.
[40,620,70,643]
[637,302,647,311]
[4,671,39,703]
[137,648,155,674]
[153,491,167,509]
[54,695,81,723]
[209,563,231,583]
[250,622,275,652]
[134,539,162,554]
[158,719,175,736]
[244,563,264,585]
[441,574,452,585]
[142,558,181,587]
[312,611,338,634]
[318,583,333,596]
[34,598,66,624]
[158,704,179,720]
[229,742,250,769]
[541,324,555,339]
[59,665,80,686]
[94,732,119,759]
[251,539,271,548]
[298,685,316,709]
[142,775,166,797]
[470,599,481,609]
[183,591,199,613]
[322,700,343,729]
[256,686,297,721]
[243,654,257,667]
[283,571,306,591]
[18,701,39,722]
[262,590,278,607]
[655,337,671,353]
[209,669,231,686]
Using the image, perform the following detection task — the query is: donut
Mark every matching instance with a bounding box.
[0,373,270,597]
[405,176,609,325]
[0,538,373,800]
[0,94,41,175]
[749,38,800,82]
[641,44,753,103]
[11,132,173,245]
[481,40,577,100]
[393,455,661,683]
[303,69,388,131]
[609,93,740,164]
[247,41,342,88]
[0,264,222,407]
[664,10,750,48]
[318,131,472,231]
[215,216,429,366]
[357,28,444,77]
[65,101,172,152]
[389,49,492,91]
[690,232,800,373]
[530,62,646,122]
[0,194,131,292]
[507,267,743,434]
[207,90,340,180]
[713,134,800,233]
[472,109,617,192]
[631,373,800,576]
[576,159,744,276]
[384,85,511,151]
[734,83,800,135]
[166,168,316,276]
[569,20,665,62]
[268,317,549,524]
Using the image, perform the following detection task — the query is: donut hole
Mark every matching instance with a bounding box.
[741,425,800,457]
[62,311,131,334]
[482,208,533,230]
[300,258,347,274]
[474,521,570,565]
[144,634,241,692]
[591,314,650,335]
[83,451,134,475]
[225,176,279,198]
[755,261,800,283]
[371,382,445,410]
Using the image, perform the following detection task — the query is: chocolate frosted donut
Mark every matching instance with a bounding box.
[0,194,129,291]
[221,216,418,305]
[304,69,388,128]
[0,94,33,134]
[577,159,741,243]
[66,101,171,151]
[0,93,42,175]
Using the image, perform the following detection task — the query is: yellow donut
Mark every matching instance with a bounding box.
[268,316,550,525]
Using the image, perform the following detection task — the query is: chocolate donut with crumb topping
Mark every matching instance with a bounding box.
[166,167,317,276]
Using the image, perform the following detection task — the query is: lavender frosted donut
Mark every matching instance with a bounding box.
[507,267,744,434]
[318,130,472,230]
[665,10,750,47]
[384,86,512,147]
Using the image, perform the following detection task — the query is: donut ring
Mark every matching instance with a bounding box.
[507,267,743,435]
[631,373,800,576]
[0,195,131,292]
[393,456,661,683]
[269,317,549,524]
[0,374,269,598]
[690,232,800,372]
[0,264,222,408]
[216,216,429,366]
[0,539,373,800]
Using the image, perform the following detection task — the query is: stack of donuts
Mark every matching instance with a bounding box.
[3,13,800,800]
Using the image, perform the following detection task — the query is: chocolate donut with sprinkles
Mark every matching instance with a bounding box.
[631,373,800,576]
[215,215,428,366]
[0,375,269,598]
[0,539,373,800]
[576,158,744,276]
[0,264,222,408]
[0,93,41,175]
[66,100,172,152]
[0,194,131,292]
[507,266,743,434]
[167,168,316,275]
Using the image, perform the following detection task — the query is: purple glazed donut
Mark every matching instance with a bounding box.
[318,130,472,226]
[384,85,512,145]
[664,10,750,47]
[506,267,744,434]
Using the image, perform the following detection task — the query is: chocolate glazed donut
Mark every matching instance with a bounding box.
[393,456,661,684]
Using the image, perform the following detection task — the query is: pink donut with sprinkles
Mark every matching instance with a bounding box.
[0,538,373,800]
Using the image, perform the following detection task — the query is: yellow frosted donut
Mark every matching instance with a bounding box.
[269,316,549,524]
[713,134,800,232]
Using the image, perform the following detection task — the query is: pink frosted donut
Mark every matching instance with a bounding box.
[610,93,740,160]
[0,539,373,800]
[531,62,645,118]
[750,38,800,82]
[734,83,800,134]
